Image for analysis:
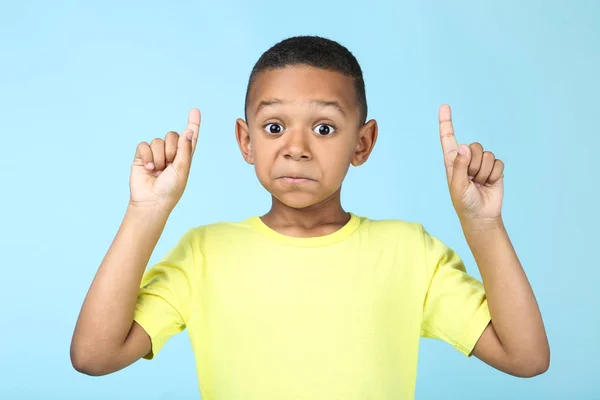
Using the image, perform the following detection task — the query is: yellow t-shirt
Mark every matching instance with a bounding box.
[134,213,491,399]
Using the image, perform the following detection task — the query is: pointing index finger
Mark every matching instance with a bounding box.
[186,108,201,153]
[439,104,459,183]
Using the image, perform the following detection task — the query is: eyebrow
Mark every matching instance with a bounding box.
[255,98,346,116]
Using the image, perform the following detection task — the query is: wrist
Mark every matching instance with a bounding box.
[459,214,504,233]
[126,202,172,223]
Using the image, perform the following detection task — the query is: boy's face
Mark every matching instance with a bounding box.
[236,65,377,209]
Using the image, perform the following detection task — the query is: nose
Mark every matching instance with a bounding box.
[283,129,312,161]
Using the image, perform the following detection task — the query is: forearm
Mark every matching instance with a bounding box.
[72,204,170,352]
[460,216,549,361]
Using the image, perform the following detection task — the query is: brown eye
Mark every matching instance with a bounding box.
[314,124,336,135]
[264,123,284,134]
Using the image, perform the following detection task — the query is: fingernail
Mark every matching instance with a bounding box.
[468,175,474,180]
[146,162,154,170]
[186,130,193,140]
[458,145,466,155]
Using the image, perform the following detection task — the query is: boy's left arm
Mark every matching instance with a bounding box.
[462,217,549,377]
[438,105,550,377]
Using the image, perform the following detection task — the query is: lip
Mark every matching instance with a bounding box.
[278,176,315,184]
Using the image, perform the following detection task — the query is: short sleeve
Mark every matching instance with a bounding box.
[133,229,197,360]
[419,225,491,357]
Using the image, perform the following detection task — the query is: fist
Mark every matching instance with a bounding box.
[439,104,505,221]
[129,108,201,212]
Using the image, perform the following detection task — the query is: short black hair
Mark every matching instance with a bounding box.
[244,36,367,124]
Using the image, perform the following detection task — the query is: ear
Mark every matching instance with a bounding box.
[235,118,254,164]
[351,119,378,166]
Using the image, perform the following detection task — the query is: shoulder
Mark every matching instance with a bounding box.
[357,215,425,239]
[184,217,258,242]
[354,215,430,253]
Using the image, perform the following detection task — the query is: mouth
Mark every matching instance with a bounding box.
[277,176,315,184]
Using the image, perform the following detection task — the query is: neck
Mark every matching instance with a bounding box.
[261,189,350,237]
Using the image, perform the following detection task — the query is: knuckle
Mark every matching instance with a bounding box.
[140,147,151,158]
[165,133,179,148]
[150,138,164,146]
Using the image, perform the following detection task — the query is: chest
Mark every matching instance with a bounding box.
[194,243,425,338]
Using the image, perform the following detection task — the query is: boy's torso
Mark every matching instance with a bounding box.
[185,215,427,399]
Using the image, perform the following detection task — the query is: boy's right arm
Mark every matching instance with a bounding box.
[70,109,201,376]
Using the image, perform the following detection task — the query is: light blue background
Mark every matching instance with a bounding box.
[1,0,598,398]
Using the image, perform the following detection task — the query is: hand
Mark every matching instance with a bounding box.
[129,108,201,212]
[438,104,505,223]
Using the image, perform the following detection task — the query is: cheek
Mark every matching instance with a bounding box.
[250,144,274,181]
[252,144,268,165]
[320,144,354,182]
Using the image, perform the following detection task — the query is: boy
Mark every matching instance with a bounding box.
[70,36,549,399]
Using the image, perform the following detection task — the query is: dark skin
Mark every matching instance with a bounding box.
[71,64,548,379]
[236,66,377,237]
[236,65,549,377]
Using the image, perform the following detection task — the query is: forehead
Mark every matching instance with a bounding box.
[248,65,358,115]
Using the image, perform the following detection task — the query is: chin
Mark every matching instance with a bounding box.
[258,176,340,210]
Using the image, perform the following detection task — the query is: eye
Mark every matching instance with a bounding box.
[264,123,284,135]
[313,124,336,136]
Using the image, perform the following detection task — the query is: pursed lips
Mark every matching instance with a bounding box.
[277,175,316,184]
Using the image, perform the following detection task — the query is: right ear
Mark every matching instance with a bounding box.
[235,118,254,164]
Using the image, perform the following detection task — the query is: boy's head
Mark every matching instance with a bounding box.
[236,36,378,210]
[244,36,368,124]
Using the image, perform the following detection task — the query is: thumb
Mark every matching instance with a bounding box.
[172,129,194,177]
[451,144,471,193]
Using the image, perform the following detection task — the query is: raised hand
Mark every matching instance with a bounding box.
[129,108,201,212]
[438,104,505,222]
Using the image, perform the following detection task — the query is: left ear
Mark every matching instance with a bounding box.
[351,119,378,166]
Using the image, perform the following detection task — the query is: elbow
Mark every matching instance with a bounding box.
[70,342,109,376]
[527,356,550,378]
[515,362,549,378]
[512,352,550,378]
[71,355,101,376]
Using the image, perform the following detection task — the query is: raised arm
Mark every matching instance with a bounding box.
[437,104,549,377]
[70,109,201,376]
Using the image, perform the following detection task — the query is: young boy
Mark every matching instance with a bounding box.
[70,36,549,399]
